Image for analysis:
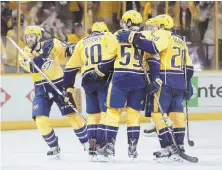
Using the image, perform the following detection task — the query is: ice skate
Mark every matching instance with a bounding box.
[47,137,61,159]
[96,143,109,162]
[88,139,98,162]
[153,145,180,163]
[128,138,138,161]
[82,142,90,152]
[104,142,115,162]
[128,143,138,161]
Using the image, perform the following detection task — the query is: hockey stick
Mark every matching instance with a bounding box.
[8,37,87,123]
[183,36,194,147]
[133,46,198,163]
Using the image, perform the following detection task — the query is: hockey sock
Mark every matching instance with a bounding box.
[169,112,186,145]
[65,113,88,144]
[42,130,58,148]
[35,116,57,148]
[74,125,88,144]
[105,108,122,143]
[96,112,106,145]
[126,107,140,145]
[87,113,101,140]
[152,113,173,148]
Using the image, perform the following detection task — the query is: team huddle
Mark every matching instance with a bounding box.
[18,10,194,163]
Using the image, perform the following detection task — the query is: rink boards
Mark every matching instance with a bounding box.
[1,72,222,130]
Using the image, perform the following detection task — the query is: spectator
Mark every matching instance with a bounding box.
[142,2,152,22]
[112,1,122,31]
[126,1,140,11]
[67,23,83,44]
[68,1,84,24]
[198,2,214,40]
[173,1,201,42]
[29,2,43,25]
[1,37,7,73]
[95,1,117,32]
[203,2,222,69]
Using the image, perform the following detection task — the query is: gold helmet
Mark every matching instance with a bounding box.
[121,10,142,30]
[24,25,43,38]
[144,18,160,31]
[91,22,109,33]
[155,14,174,29]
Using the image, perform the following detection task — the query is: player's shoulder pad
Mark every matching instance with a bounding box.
[152,29,169,41]
[42,39,54,49]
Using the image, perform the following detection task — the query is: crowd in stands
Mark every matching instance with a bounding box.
[1,1,222,73]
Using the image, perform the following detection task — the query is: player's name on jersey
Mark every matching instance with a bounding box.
[172,36,183,46]
[83,36,102,46]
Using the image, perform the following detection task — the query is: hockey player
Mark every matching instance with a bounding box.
[142,18,159,137]
[117,14,194,162]
[93,10,145,159]
[64,22,116,160]
[19,26,88,159]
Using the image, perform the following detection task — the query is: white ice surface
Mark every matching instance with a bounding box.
[1,121,222,170]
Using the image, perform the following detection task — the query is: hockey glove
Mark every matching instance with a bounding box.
[64,88,74,103]
[117,30,144,44]
[147,78,162,95]
[184,81,193,101]
[66,43,76,57]
[116,30,132,43]
[90,67,105,80]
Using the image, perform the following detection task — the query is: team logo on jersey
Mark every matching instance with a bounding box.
[42,58,54,70]
[0,88,11,107]
[33,104,39,110]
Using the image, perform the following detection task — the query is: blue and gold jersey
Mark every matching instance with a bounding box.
[65,32,116,89]
[19,38,67,91]
[98,29,146,89]
[151,29,193,89]
[139,29,194,89]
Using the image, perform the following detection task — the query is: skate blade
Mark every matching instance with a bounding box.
[170,154,184,162]
[107,155,115,162]
[129,156,138,163]
[89,155,98,162]
[48,153,61,160]
[153,155,174,163]
[144,132,157,137]
[97,155,109,162]
[154,154,183,163]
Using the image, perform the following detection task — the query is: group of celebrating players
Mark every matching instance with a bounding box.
[18,9,194,163]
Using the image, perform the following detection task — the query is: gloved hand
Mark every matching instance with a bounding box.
[42,39,54,57]
[66,43,76,57]
[116,30,132,43]
[90,68,105,80]
[184,81,193,101]
[147,78,162,95]
[63,87,74,103]
[117,30,143,44]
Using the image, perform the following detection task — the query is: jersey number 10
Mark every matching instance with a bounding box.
[85,44,102,66]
